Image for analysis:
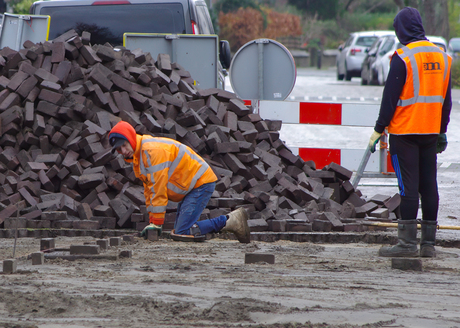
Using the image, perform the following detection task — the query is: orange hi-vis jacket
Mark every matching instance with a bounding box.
[127,135,217,225]
[388,40,452,135]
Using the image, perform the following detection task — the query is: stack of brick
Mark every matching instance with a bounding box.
[0,30,400,234]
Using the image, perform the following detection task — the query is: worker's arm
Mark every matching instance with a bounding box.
[374,54,407,133]
[438,74,452,153]
[142,148,170,226]
[440,75,452,134]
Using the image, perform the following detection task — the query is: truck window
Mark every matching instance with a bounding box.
[39,3,186,46]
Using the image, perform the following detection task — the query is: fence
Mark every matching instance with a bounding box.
[252,100,395,178]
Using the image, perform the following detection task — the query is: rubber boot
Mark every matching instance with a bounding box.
[221,207,250,243]
[420,220,437,258]
[378,219,418,257]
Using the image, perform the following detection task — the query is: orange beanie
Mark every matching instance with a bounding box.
[108,121,137,151]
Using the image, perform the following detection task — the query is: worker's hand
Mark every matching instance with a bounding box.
[436,133,448,153]
[140,223,162,239]
[368,130,382,153]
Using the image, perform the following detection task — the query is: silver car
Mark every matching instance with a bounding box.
[337,30,394,81]
[372,35,447,86]
[447,37,460,60]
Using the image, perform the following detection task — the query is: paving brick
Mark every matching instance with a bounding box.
[78,173,105,189]
[325,162,353,181]
[0,204,17,225]
[369,208,389,219]
[96,239,109,250]
[91,216,117,229]
[370,194,391,205]
[384,193,401,212]
[27,219,50,229]
[7,71,29,92]
[0,93,21,111]
[391,258,422,271]
[145,228,159,241]
[267,219,286,232]
[343,223,363,232]
[319,212,344,231]
[41,211,68,221]
[312,219,332,232]
[80,45,102,65]
[31,252,45,265]
[123,235,135,244]
[4,217,27,229]
[110,237,122,247]
[279,148,303,168]
[355,202,379,218]
[70,244,100,255]
[247,218,268,232]
[3,259,17,274]
[119,250,133,258]
[73,220,99,230]
[245,253,275,264]
[34,68,60,83]
[124,186,145,206]
[286,220,312,232]
[40,238,55,251]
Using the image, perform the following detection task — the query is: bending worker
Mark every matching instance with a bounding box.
[369,7,452,258]
[108,120,250,243]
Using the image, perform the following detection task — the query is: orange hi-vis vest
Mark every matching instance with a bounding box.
[388,40,451,135]
[128,135,217,225]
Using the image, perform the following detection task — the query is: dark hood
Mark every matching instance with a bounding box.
[393,7,427,45]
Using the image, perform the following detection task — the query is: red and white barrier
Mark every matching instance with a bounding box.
[254,100,394,173]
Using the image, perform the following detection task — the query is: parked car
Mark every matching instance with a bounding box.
[29,0,231,89]
[447,37,460,60]
[427,35,447,52]
[372,35,447,86]
[361,34,395,85]
[336,30,394,81]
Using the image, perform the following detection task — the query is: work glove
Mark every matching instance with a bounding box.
[368,130,382,153]
[140,223,163,239]
[436,133,448,153]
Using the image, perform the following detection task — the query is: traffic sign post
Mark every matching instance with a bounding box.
[229,38,296,101]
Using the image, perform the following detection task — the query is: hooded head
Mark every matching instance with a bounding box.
[393,7,427,45]
[108,121,137,152]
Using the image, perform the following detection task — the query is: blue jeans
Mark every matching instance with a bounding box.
[174,182,227,235]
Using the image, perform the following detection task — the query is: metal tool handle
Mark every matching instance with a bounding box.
[352,145,372,189]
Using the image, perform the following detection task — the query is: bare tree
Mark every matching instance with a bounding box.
[393,0,418,10]
[393,0,449,40]
[422,0,449,40]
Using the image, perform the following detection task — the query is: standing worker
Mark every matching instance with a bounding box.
[369,7,452,258]
[108,120,251,243]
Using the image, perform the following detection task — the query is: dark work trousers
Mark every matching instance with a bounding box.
[389,134,439,221]
[174,182,227,235]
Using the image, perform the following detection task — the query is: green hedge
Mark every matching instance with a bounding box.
[452,59,460,89]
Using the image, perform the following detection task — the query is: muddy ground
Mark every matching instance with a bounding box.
[1,232,460,328]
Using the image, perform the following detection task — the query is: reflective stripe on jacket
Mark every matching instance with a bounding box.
[388,40,452,135]
[130,135,217,225]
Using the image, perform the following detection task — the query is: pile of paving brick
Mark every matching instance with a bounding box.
[0,30,400,237]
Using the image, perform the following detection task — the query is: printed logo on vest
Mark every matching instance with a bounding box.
[423,62,441,71]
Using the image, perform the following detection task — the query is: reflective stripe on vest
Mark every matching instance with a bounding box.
[388,41,451,135]
[139,137,210,196]
[397,44,449,107]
